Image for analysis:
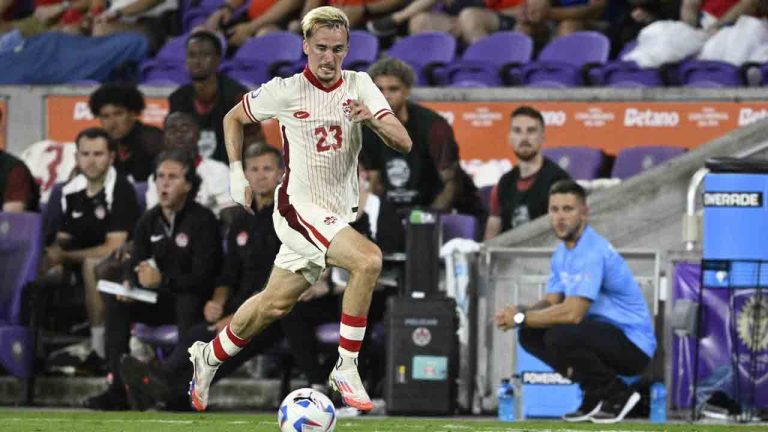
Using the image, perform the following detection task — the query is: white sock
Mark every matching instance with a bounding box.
[91,326,105,359]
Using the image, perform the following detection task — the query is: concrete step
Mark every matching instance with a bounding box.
[0,376,295,410]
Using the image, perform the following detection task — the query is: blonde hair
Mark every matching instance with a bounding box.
[301,6,350,40]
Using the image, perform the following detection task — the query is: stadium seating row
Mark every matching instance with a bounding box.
[141,30,767,88]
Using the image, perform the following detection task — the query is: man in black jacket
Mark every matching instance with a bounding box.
[168,30,264,162]
[483,105,571,240]
[85,149,222,410]
[119,144,285,410]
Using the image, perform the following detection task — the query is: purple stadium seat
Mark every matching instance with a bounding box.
[132,324,179,347]
[221,31,303,86]
[387,32,456,85]
[590,41,663,87]
[442,213,478,242]
[0,212,43,379]
[679,60,743,88]
[140,35,190,84]
[611,146,686,179]
[479,185,493,212]
[542,147,605,180]
[133,181,148,213]
[436,31,533,87]
[182,0,224,33]
[343,30,379,72]
[520,31,610,87]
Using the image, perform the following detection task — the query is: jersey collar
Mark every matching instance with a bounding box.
[303,66,343,93]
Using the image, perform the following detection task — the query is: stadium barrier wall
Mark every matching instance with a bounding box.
[3,85,768,158]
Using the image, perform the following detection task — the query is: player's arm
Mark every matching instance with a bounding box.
[365,113,411,154]
[224,102,257,210]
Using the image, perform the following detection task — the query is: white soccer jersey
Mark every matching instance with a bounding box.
[241,68,393,221]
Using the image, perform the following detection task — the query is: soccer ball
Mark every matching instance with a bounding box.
[277,388,336,432]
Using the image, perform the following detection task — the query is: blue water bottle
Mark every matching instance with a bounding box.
[498,378,515,422]
[650,382,666,423]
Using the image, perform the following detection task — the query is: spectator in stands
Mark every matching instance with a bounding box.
[520,0,607,38]
[169,30,264,162]
[85,149,221,410]
[0,147,39,212]
[0,0,97,37]
[91,0,178,51]
[363,58,485,220]
[680,0,756,32]
[483,106,570,240]
[44,127,140,371]
[495,180,655,424]
[118,144,284,410]
[204,0,303,46]
[296,0,407,29]
[145,112,233,218]
[456,0,526,44]
[366,0,484,37]
[89,83,163,182]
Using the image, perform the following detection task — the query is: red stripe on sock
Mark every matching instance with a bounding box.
[212,337,229,362]
[226,325,249,347]
[341,313,367,327]
[339,336,363,353]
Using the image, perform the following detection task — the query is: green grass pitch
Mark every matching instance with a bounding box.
[0,411,764,432]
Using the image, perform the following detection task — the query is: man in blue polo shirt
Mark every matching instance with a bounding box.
[495,179,655,424]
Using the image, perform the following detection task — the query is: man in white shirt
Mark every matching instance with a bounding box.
[187,6,412,413]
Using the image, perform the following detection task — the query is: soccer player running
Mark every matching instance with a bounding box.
[187,6,412,413]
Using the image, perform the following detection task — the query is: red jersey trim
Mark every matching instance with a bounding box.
[303,66,344,93]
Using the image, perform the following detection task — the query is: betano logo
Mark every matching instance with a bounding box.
[738,108,768,126]
[624,108,679,127]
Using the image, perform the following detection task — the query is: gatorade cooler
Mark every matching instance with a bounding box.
[702,158,768,287]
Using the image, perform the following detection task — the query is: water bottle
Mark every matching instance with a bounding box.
[650,382,666,423]
[498,378,515,422]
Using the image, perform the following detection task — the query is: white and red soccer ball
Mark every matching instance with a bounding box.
[278,388,336,432]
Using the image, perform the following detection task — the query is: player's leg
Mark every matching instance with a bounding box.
[325,227,383,412]
[188,267,309,411]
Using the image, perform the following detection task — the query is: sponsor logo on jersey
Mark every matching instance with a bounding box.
[175,232,189,248]
[293,111,310,119]
[324,216,337,225]
[94,206,106,220]
[237,231,248,246]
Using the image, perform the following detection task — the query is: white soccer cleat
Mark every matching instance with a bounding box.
[188,341,219,412]
[328,365,373,412]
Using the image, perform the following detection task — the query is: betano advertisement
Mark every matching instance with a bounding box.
[45,95,768,160]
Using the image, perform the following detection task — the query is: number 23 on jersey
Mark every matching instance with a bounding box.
[315,126,342,153]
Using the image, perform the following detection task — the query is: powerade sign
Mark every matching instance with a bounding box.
[521,371,573,385]
[703,192,763,208]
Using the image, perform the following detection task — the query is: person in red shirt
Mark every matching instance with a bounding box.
[204,0,303,47]
[681,0,758,32]
[0,0,97,36]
